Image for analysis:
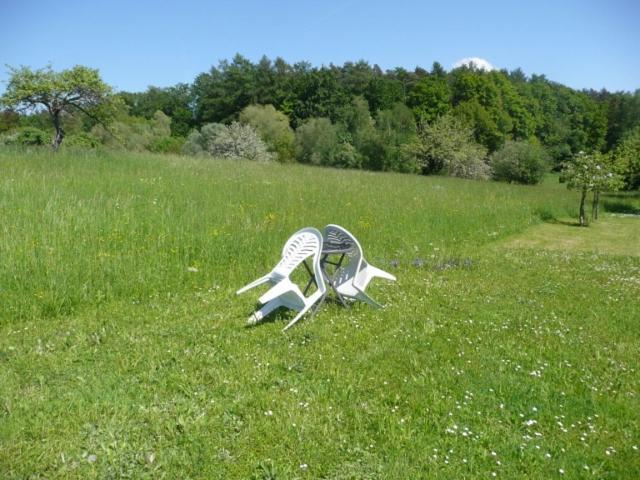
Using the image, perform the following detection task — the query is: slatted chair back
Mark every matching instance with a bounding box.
[274,228,324,288]
[323,225,359,257]
[322,224,363,282]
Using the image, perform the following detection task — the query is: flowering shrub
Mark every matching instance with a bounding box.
[182,122,273,161]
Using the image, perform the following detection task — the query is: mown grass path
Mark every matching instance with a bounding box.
[1,150,638,478]
[503,216,640,257]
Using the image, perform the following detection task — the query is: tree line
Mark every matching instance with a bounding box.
[1,55,639,188]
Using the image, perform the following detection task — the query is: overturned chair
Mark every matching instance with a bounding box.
[236,227,326,331]
[322,224,396,308]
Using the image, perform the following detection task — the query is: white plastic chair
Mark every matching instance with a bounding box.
[236,227,326,331]
[322,224,396,308]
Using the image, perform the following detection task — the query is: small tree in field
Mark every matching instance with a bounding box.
[1,65,114,150]
[562,151,622,226]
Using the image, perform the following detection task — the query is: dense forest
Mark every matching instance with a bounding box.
[2,54,639,186]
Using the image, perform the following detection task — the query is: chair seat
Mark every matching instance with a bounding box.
[237,227,326,330]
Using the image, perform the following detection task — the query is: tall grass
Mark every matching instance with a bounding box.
[0,148,578,323]
[0,150,576,321]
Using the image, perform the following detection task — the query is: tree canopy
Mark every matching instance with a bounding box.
[1,65,114,149]
[2,56,638,186]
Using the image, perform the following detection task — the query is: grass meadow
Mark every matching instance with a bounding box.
[0,148,639,478]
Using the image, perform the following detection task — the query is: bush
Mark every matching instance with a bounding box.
[239,105,295,162]
[416,115,489,180]
[64,132,101,149]
[5,127,50,146]
[91,110,173,152]
[613,126,640,190]
[183,122,273,161]
[294,118,341,166]
[333,142,362,169]
[149,136,184,154]
[182,130,205,156]
[207,122,273,161]
[490,141,549,184]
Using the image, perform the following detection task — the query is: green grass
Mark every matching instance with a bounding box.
[504,216,640,256]
[1,148,639,478]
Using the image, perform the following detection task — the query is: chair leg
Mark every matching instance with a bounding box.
[367,265,396,282]
[236,275,271,295]
[355,290,383,309]
[247,299,281,325]
[282,303,315,332]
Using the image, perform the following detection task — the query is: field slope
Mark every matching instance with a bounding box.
[1,149,638,479]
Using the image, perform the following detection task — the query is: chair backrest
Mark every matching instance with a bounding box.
[274,227,326,291]
[323,224,358,256]
[322,224,364,285]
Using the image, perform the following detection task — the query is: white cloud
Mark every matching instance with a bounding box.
[453,57,495,71]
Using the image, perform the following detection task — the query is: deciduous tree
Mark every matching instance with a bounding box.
[562,151,622,225]
[1,65,115,150]
[415,114,489,179]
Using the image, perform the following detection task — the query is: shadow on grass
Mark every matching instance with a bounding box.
[546,219,585,227]
[243,296,351,329]
[603,191,640,199]
[535,207,587,227]
[243,305,293,328]
[602,200,640,215]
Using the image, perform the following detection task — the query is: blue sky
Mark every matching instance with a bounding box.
[1,0,638,93]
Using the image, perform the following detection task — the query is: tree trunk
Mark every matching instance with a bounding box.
[579,187,588,226]
[592,190,600,221]
[51,111,64,151]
